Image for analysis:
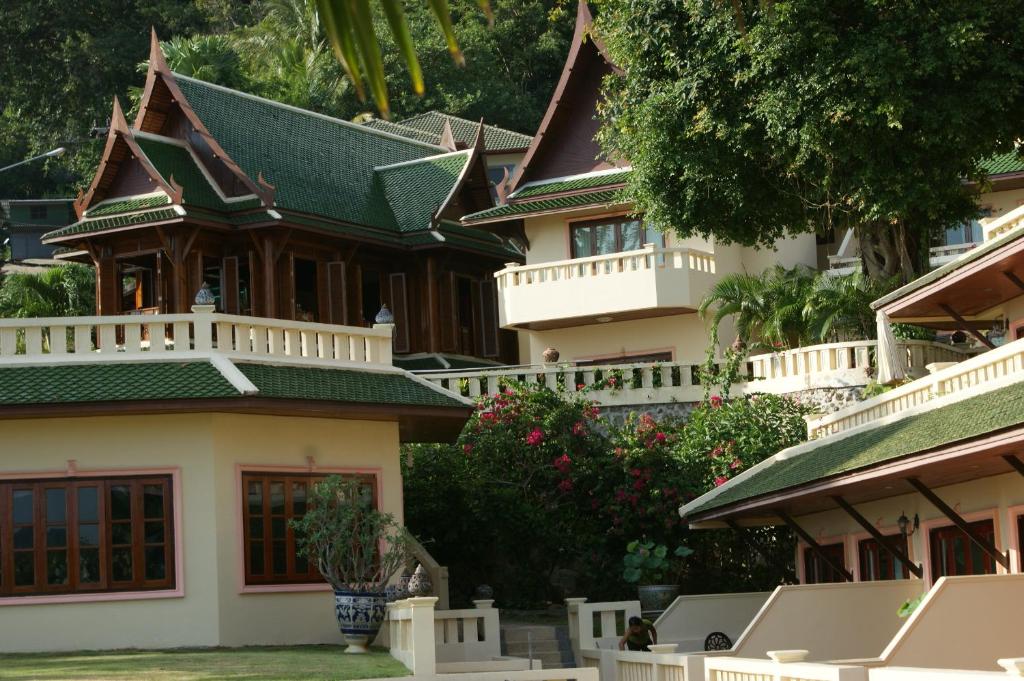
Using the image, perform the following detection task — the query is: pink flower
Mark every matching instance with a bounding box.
[572,421,587,436]
[614,447,624,457]
[608,377,618,387]
[714,476,728,487]
[463,444,473,455]
[729,458,743,470]
[630,467,642,477]
[632,479,645,491]
[615,489,628,502]
[558,479,574,493]
[553,454,572,473]
[654,432,667,443]
[710,395,723,408]
[577,383,586,390]
[710,446,723,459]
[526,428,544,446]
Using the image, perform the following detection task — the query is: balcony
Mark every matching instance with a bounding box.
[494,244,717,330]
[0,311,395,367]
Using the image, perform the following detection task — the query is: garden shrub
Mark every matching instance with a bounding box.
[403,356,810,606]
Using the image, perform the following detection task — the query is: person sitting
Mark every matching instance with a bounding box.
[618,616,657,651]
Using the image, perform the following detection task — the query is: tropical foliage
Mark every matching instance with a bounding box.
[699,267,895,350]
[402,361,807,606]
[290,476,410,592]
[0,264,96,318]
[596,0,1024,281]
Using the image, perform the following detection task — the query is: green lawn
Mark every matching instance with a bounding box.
[0,646,410,681]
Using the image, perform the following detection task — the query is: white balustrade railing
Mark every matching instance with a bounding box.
[0,312,393,366]
[983,203,1024,241]
[495,245,716,290]
[807,335,1024,439]
[928,243,979,266]
[871,663,1024,681]
[614,650,699,681]
[434,600,501,666]
[567,598,642,663]
[415,340,978,408]
[704,655,868,681]
[388,596,440,676]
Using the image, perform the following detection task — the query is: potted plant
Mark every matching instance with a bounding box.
[622,539,693,616]
[291,476,410,653]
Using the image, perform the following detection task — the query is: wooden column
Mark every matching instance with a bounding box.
[222,256,240,314]
[426,256,442,353]
[95,256,119,315]
[262,236,276,318]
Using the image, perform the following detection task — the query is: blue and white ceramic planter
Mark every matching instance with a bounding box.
[334,590,387,653]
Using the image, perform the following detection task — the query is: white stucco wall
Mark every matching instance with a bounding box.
[0,411,405,653]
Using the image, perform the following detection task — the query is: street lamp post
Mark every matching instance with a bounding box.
[0,147,67,174]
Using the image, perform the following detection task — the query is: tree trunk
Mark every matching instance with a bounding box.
[856,220,918,283]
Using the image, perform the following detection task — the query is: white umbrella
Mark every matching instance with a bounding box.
[875,310,907,385]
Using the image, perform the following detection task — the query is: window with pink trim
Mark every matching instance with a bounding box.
[0,476,174,596]
[241,472,376,585]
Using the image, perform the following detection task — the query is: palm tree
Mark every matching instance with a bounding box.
[801,271,894,343]
[316,0,493,117]
[698,266,815,350]
[0,264,96,318]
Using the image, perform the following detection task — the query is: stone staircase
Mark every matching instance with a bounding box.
[501,624,575,669]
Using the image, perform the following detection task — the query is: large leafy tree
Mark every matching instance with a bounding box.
[597,1,1024,281]
[0,0,246,199]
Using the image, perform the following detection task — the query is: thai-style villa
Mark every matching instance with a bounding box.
[42,34,523,368]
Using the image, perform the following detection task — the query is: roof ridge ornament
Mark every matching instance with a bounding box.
[439,120,458,152]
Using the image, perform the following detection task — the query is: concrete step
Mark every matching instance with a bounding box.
[501,624,568,643]
[501,623,574,668]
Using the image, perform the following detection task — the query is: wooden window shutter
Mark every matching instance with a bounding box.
[222,256,240,313]
[438,271,458,353]
[280,253,296,320]
[316,261,330,323]
[327,262,347,325]
[389,272,411,353]
[470,280,484,357]
[479,278,500,358]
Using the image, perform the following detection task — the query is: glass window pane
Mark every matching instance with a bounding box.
[47,551,68,585]
[14,553,34,586]
[13,490,33,524]
[144,521,164,544]
[145,546,166,581]
[572,228,592,258]
[247,482,263,515]
[13,526,33,549]
[270,483,285,515]
[620,221,642,251]
[78,487,99,523]
[79,524,99,547]
[595,224,616,254]
[272,542,287,574]
[47,526,67,548]
[79,548,100,584]
[645,223,665,248]
[250,541,265,576]
[46,489,66,523]
[112,523,132,545]
[271,518,286,540]
[144,485,164,519]
[112,547,133,581]
[249,518,263,540]
[110,486,132,521]
[292,483,307,516]
[295,548,308,574]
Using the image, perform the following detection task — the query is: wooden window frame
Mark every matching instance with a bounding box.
[240,471,378,587]
[801,541,847,584]
[569,216,663,259]
[857,534,911,581]
[0,476,175,598]
[928,518,998,581]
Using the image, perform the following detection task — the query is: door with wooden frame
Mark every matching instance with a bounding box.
[802,542,847,584]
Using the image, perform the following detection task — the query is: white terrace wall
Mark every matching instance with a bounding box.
[733,581,922,662]
[881,575,1024,672]
[651,592,772,653]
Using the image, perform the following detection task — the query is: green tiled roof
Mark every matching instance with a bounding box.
[85,194,169,218]
[362,118,442,145]
[174,74,444,232]
[0,362,237,404]
[512,169,631,199]
[43,208,182,241]
[377,152,471,232]
[979,151,1024,176]
[236,363,467,408]
[462,189,627,224]
[365,111,532,152]
[134,136,232,211]
[684,380,1024,518]
[872,215,1024,310]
